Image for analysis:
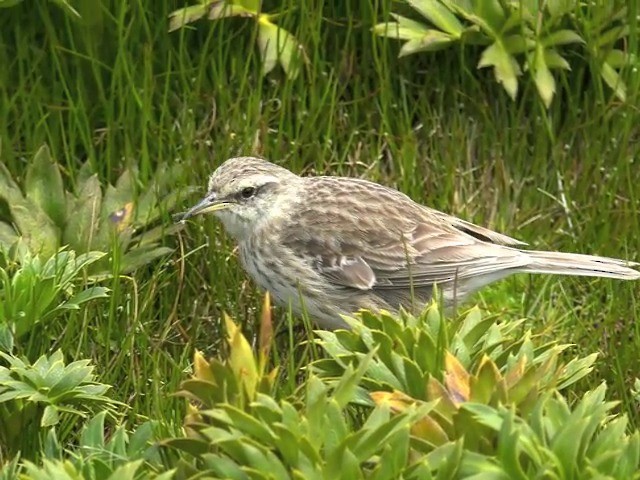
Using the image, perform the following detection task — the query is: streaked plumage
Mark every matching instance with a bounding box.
[181,156,639,329]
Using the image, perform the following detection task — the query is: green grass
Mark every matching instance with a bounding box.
[1,0,639,450]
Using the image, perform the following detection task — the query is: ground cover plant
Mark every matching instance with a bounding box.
[0,0,638,477]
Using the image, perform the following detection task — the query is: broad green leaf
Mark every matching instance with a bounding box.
[370,428,411,479]
[461,403,503,431]
[106,460,144,480]
[546,0,576,18]
[332,350,376,408]
[541,29,583,47]
[605,49,630,69]
[60,286,110,310]
[478,41,521,100]
[127,421,156,456]
[556,353,597,390]
[532,44,556,108]
[209,2,256,20]
[550,417,590,471]
[80,411,107,448]
[594,25,629,48]
[0,323,14,353]
[474,0,505,32]
[63,174,102,253]
[406,0,464,36]
[41,404,60,427]
[10,199,60,258]
[502,34,535,54]
[25,145,66,228]
[201,454,249,479]
[495,411,527,480]
[372,16,430,41]
[544,49,571,70]
[399,32,455,56]
[256,19,304,78]
[220,405,276,444]
[0,162,24,205]
[600,61,627,101]
[0,162,59,257]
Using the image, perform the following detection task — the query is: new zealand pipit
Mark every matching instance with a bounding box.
[180,156,639,329]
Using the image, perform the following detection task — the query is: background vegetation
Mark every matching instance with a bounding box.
[0,0,638,477]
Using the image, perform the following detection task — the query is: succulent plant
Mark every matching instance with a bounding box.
[0,145,186,276]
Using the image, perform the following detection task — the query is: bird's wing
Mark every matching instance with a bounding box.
[279,177,528,292]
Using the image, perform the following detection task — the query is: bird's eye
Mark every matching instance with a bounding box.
[240,186,256,199]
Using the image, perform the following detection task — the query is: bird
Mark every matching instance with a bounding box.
[179,156,639,330]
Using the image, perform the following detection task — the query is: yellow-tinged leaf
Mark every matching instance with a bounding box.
[224,313,259,399]
[491,377,508,405]
[426,377,458,419]
[411,414,449,446]
[257,19,279,74]
[259,292,273,365]
[256,19,304,78]
[444,352,470,404]
[509,355,558,405]
[193,350,215,382]
[208,2,256,20]
[370,390,417,413]
[470,355,502,404]
[504,355,527,389]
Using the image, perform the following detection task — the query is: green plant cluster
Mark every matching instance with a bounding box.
[0,145,183,273]
[374,0,633,106]
[2,296,639,478]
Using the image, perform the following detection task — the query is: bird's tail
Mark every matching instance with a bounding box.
[522,250,640,280]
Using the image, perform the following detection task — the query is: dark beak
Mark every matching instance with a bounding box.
[177,194,230,223]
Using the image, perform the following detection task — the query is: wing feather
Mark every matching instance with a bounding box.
[279,176,528,294]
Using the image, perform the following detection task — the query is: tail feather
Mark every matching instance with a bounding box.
[523,250,640,280]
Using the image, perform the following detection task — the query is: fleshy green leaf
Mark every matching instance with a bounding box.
[63,174,103,253]
[41,404,60,427]
[399,31,455,56]
[599,61,627,101]
[541,29,584,47]
[256,18,304,78]
[406,0,464,36]
[478,41,521,100]
[532,44,556,108]
[372,15,430,41]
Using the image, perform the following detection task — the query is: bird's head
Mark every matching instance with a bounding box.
[180,156,299,239]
